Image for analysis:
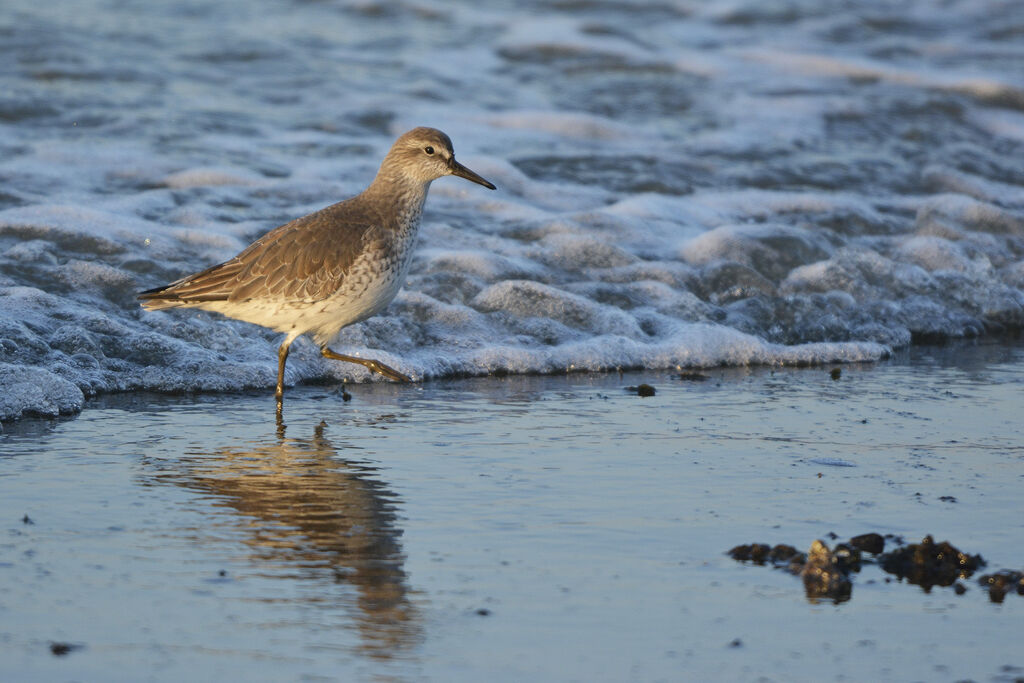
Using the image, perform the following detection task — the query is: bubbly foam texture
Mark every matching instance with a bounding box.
[1,0,1022,418]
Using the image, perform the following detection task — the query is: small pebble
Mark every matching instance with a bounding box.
[49,642,81,656]
[849,533,885,555]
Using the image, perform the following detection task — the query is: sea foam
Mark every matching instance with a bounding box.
[1,0,1022,419]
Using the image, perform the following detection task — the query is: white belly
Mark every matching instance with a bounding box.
[207,236,416,347]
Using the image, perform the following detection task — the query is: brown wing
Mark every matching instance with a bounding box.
[140,197,379,306]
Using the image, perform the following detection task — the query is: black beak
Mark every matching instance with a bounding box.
[449,158,496,190]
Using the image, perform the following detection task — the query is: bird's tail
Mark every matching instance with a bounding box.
[138,259,239,310]
[138,285,189,311]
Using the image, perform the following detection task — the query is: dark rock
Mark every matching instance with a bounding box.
[830,367,841,380]
[49,642,82,656]
[801,540,852,603]
[625,384,656,397]
[978,570,1024,603]
[775,545,809,575]
[727,543,772,564]
[729,542,808,572]
[849,532,885,555]
[771,544,807,573]
[769,544,801,563]
[880,535,985,590]
[833,543,862,573]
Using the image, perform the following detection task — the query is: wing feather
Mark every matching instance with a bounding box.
[139,196,380,308]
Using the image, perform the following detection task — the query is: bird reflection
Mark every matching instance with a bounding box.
[157,415,420,658]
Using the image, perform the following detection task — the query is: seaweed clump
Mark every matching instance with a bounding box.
[800,540,853,603]
[728,542,805,573]
[977,570,1024,603]
[879,535,985,591]
[728,538,866,603]
[725,532,1016,604]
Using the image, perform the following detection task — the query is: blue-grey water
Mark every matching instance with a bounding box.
[2,344,1024,681]
[1,1,1024,681]
[2,0,1023,418]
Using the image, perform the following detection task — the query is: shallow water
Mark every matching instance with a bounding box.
[1,2,1023,677]
[2,342,1022,681]
[2,0,1024,417]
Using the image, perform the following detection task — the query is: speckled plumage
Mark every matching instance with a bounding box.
[139,127,496,405]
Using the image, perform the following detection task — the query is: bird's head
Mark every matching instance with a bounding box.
[382,127,496,190]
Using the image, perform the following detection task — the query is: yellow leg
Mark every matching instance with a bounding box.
[276,341,291,401]
[321,347,412,382]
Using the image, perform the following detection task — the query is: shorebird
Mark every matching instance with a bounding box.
[139,127,496,406]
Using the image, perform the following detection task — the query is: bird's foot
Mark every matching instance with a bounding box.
[321,348,412,382]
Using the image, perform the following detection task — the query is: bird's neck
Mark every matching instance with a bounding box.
[361,171,431,231]
[365,165,431,208]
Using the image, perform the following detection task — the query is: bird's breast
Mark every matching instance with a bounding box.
[303,211,422,343]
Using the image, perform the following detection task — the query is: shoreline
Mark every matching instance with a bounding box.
[5,334,1021,427]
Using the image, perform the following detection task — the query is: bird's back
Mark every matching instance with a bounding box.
[138,190,422,344]
[142,196,382,306]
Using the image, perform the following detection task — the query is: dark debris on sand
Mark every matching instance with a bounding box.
[801,540,853,603]
[880,535,984,590]
[49,642,83,656]
[977,570,1024,603]
[848,532,885,555]
[727,543,805,573]
[625,384,656,397]
[727,533,1009,604]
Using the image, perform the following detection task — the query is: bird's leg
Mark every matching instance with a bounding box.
[321,347,412,382]
[275,405,286,437]
[276,336,295,405]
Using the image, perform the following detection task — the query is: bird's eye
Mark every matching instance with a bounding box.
[424,146,435,155]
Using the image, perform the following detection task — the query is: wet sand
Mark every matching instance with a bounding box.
[2,341,1023,682]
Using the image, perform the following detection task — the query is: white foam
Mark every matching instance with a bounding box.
[0,0,1021,419]
[971,108,1024,144]
[485,110,636,141]
[742,48,1024,109]
[0,363,84,420]
[161,166,265,189]
[0,204,153,251]
[496,16,658,67]
[894,236,976,274]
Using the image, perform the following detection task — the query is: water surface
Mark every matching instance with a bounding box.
[2,342,1022,681]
